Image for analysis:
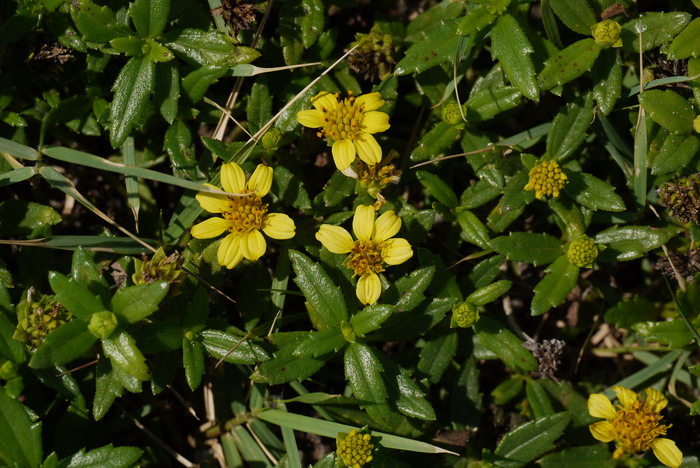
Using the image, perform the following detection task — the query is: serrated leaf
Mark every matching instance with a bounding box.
[200,330,269,364]
[417,329,457,384]
[621,12,691,54]
[70,247,109,302]
[350,304,395,337]
[181,65,227,103]
[378,352,435,421]
[500,170,535,211]
[473,317,538,372]
[246,82,272,135]
[70,0,129,44]
[102,329,150,381]
[395,20,460,75]
[0,199,61,239]
[492,412,571,468]
[461,179,503,209]
[416,170,458,209]
[456,209,491,249]
[292,329,346,358]
[466,85,522,121]
[93,359,123,421]
[539,445,615,468]
[594,225,672,261]
[290,250,348,329]
[668,17,700,60]
[638,89,695,133]
[300,0,323,48]
[182,337,204,390]
[525,379,554,420]
[384,266,435,311]
[166,29,260,66]
[48,271,104,320]
[370,297,454,342]
[252,334,327,384]
[548,0,596,34]
[59,444,143,468]
[110,56,155,148]
[410,121,461,162]
[633,320,694,348]
[29,319,97,369]
[163,119,197,179]
[344,342,388,408]
[547,93,593,161]
[650,133,700,175]
[129,0,170,38]
[0,387,42,468]
[564,172,625,212]
[490,232,562,266]
[457,5,496,37]
[154,62,179,124]
[592,49,621,116]
[538,39,601,91]
[531,255,579,316]
[491,14,539,101]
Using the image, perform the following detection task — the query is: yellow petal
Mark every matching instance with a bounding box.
[644,387,668,413]
[355,92,384,112]
[296,109,325,128]
[354,133,382,165]
[311,91,338,112]
[316,225,354,254]
[240,229,266,261]
[356,272,381,305]
[613,386,638,408]
[651,438,683,468]
[248,164,273,197]
[221,162,246,194]
[217,233,240,268]
[588,393,617,420]
[196,184,229,213]
[332,139,356,170]
[589,421,616,442]
[382,238,413,265]
[262,213,295,240]
[362,111,390,133]
[373,210,401,242]
[191,217,229,239]
[353,205,375,242]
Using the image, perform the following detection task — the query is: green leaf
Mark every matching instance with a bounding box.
[638,89,695,133]
[492,412,571,468]
[154,62,179,124]
[605,297,657,329]
[49,271,105,320]
[273,165,312,211]
[71,247,109,302]
[473,317,538,372]
[467,280,512,306]
[109,36,145,56]
[410,122,461,162]
[546,93,594,161]
[166,29,260,66]
[416,170,459,209]
[110,282,169,324]
[110,56,155,148]
[594,225,672,261]
[491,14,539,101]
[129,0,170,38]
[466,85,522,121]
[163,120,197,179]
[417,330,458,384]
[252,333,327,384]
[633,320,694,348]
[531,255,580,316]
[290,250,348,329]
[0,387,42,468]
[292,329,346,358]
[538,39,601,91]
[378,353,435,421]
[499,170,535,211]
[540,380,594,427]
[350,304,395,337]
[650,133,700,175]
[592,49,622,116]
[102,329,150,381]
[200,329,269,364]
[29,319,97,369]
[300,0,323,48]
[384,266,435,312]
[93,360,123,421]
[70,0,129,44]
[548,0,596,34]
[395,20,460,75]
[525,379,554,420]
[371,297,454,342]
[457,209,491,249]
[0,137,38,160]
[540,445,615,468]
[0,200,61,239]
[182,337,205,390]
[457,5,496,37]
[621,12,691,54]
[490,232,563,266]
[344,342,388,413]
[668,17,700,60]
[491,378,523,405]
[58,444,144,468]
[564,172,625,212]
[181,65,227,103]
[0,313,25,363]
[461,179,503,209]
[246,82,273,135]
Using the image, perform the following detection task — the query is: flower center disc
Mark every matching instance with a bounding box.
[347,240,385,276]
[611,401,668,454]
[320,95,364,142]
[222,191,268,234]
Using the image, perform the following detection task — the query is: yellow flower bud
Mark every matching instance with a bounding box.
[566,236,598,267]
[524,160,568,199]
[442,101,466,125]
[591,20,622,48]
[336,429,375,468]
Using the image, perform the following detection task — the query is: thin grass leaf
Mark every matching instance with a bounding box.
[633,112,648,208]
[277,404,302,468]
[122,136,140,230]
[0,167,34,188]
[0,137,39,160]
[0,236,152,254]
[601,350,682,399]
[627,74,700,97]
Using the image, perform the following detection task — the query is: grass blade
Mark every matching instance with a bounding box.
[122,136,140,230]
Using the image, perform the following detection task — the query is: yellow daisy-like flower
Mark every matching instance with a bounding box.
[296,91,390,171]
[316,205,412,305]
[588,386,682,468]
[190,162,295,269]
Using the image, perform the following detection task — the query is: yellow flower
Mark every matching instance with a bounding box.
[524,160,568,199]
[336,429,374,468]
[316,205,412,305]
[588,386,682,468]
[191,162,296,269]
[296,91,390,171]
[591,19,623,48]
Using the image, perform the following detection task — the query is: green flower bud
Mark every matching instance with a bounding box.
[13,295,71,349]
[337,429,374,468]
[88,311,118,339]
[261,127,282,151]
[0,361,18,380]
[451,301,480,328]
[566,236,598,268]
[442,101,466,125]
[591,20,622,48]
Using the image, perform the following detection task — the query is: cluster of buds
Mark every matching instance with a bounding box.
[13,294,71,349]
[132,248,185,287]
[347,26,395,81]
[658,173,700,224]
[524,160,568,199]
[591,19,623,48]
[354,150,401,206]
[336,429,375,468]
[451,301,480,328]
[566,236,598,268]
[441,101,467,126]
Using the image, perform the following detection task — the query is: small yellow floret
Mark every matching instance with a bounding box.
[524,160,568,199]
[566,236,598,267]
[591,19,622,48]
[336,429,374,468]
